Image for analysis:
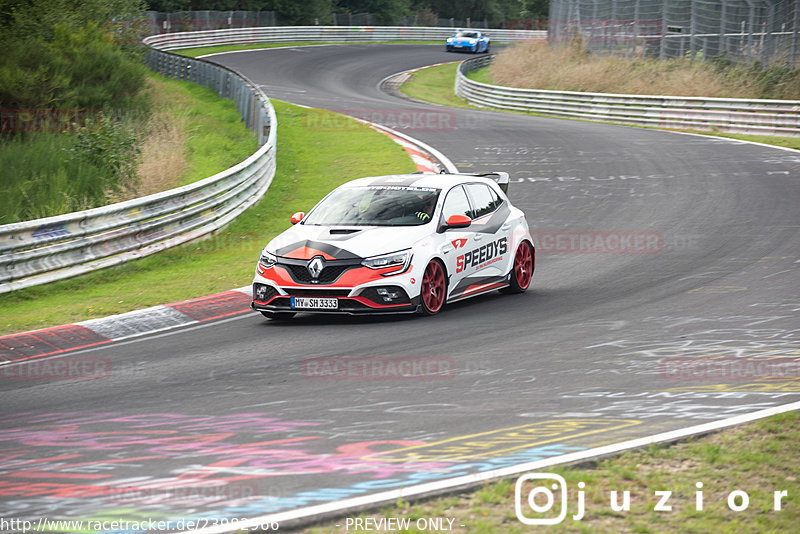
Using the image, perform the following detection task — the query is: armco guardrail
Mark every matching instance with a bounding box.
[142,26,545,51]
[0,49,276,293]
[455,55,800,136]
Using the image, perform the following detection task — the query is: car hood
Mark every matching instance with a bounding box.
[265,224,432,260]
[452,37,477,43]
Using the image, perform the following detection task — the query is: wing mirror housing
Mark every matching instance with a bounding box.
[290,211,305,225]
[444,214,472,229]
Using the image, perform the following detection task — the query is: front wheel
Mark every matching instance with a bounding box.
[261,311,296,320]
[418,260,447,315]
[501,241,534,294]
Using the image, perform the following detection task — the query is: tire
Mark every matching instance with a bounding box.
[418,259,447,315]
[446,45,452,52]
[501,241,534,294]
[484,44,491,54]
[261,311,296,320]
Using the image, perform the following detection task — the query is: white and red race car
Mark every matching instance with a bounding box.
[251,172,534,319]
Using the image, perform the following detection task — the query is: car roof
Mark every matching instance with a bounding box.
[341,173,499,191]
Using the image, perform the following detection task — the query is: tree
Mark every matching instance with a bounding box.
[336,0,411,25]
[521,0,549,20]
[0,0,148,111]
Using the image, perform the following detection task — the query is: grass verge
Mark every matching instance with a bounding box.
[304,411,800,533]
[146,73,258,188]
[0,72,257,223]
[0,100,415,335]
[176,41,441,58]
[398,62,474,109]
[399,63,800,150]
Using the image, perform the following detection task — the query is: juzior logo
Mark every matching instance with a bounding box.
[456,237,507,273]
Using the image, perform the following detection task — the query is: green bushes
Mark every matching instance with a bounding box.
[0,0,151,224]
[708,56,800,100]
[0,23,148,113]
[0,133,117,223]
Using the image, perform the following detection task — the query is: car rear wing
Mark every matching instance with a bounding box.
[440,171,510,193]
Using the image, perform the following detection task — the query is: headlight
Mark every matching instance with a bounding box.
[362,249,412,274]
[259,250,277,269]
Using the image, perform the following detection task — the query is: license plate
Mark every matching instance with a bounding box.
[291,297,338,309]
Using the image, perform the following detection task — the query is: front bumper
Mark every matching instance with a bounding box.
[251,282,419,315]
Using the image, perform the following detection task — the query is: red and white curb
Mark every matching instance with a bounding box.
[354,118,458,174]
[384,130,441,172]
[0,287,252,365]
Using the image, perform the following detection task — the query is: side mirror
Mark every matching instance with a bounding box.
[445,214,472,229]
[290,211,305,224]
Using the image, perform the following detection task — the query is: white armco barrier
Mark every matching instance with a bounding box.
[142,26,545,50]
[455,55,800,136]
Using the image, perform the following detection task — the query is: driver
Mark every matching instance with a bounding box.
[415,192,437,222]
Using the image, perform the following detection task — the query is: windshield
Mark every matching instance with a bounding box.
[456,31,478,38]
[303,185,440,227]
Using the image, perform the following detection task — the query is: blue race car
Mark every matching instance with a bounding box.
[446,30,490,53]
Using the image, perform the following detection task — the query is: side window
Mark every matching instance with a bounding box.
[441,185,472,220]
[467,184,502,219]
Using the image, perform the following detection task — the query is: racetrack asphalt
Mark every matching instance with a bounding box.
[1,44,799,529]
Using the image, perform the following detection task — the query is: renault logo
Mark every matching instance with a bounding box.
[307,257,325,279]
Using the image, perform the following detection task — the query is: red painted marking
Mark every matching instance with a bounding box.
[168,291,252,322]
[0,325,110,363]
[56,455,166,469]
[11,470,111,480]
[349,296,411,309]
[239,436,320,447]
[261,264,400,288]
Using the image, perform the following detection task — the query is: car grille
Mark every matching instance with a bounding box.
[283,263,356,284]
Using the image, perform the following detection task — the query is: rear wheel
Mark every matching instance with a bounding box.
[501,241,534,294]
[261,311,296,320]
[418,260,447,315]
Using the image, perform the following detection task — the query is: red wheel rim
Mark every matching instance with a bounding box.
[421,261,446,313]
[514,242,533,290]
